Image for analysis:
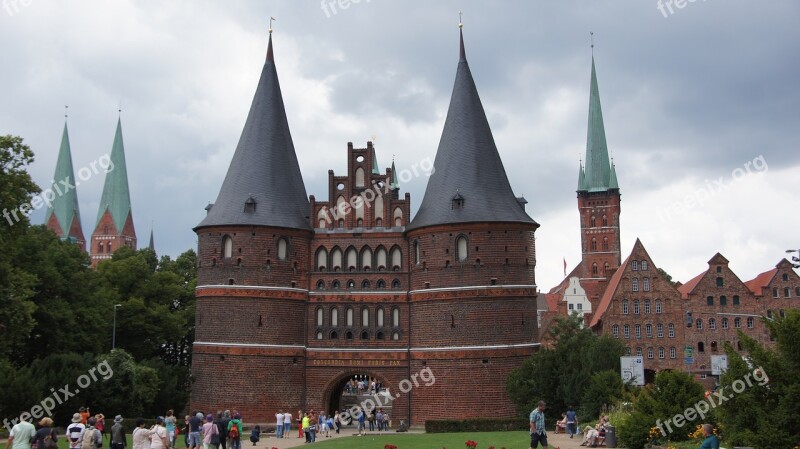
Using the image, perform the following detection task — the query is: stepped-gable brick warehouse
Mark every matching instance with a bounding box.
[191,28,540,424]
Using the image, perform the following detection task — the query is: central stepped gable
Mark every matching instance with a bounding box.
[196,34,311,231]
[407,29,537,231]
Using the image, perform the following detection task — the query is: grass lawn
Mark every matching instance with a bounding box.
[307,431,531,449]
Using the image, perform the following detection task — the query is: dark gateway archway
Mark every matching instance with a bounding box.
[324,371,395,425]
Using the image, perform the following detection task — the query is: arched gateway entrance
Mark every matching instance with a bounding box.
[323,371,395,425]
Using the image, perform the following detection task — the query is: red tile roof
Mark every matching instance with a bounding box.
[744,268,776,296]
[677,271,705,299]
[589,251,631,328]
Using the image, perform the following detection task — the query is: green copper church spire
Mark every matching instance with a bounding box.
[96,118,133,233]
[45,122,84,240]
[390,159,399,190]
[579,55,617,192]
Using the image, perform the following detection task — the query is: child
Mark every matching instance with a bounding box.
[248,426,260,446]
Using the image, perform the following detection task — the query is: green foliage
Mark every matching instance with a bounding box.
[579,369,624,420]
[0,136,196,422]
[424,418,529,433]
[616,370,706,449]
[506,315,626,420]
[714,310,800,449]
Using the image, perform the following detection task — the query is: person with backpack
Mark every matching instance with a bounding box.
[110,416,126,449]
[33,417,58,449]
[247,426,259,446]
[226,414,242,449]
[81,417,102,449]
[66,413,86,449]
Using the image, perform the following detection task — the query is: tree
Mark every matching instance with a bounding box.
[579,370,624,419]
[506,315,626,420]
[714,310,800,448]
[0,135,42,363]
[616,370,705,449]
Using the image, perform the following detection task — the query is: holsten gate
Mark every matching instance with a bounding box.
[190,28,540,425]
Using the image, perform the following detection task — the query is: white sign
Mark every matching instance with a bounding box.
[620,356,644,386]
[711,355,728,375]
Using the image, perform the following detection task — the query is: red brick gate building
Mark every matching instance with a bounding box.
[190,29,540,425]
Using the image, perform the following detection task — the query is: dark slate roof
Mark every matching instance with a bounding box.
[196,35,311,231]
[407,30,537,231]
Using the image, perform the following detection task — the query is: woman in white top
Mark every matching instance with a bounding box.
[148,417,168,449]
[132,419,150,449]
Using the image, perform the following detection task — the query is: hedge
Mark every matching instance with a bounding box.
[425,418,529,433]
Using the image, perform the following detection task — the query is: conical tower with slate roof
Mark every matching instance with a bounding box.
[45,121,86,251]
[404,25,540,422]
[407,25,539,289]
[577,53,622,280]
[190,31,313,422]
[90,118,136,267]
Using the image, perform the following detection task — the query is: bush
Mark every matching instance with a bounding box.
[425,418,529,433]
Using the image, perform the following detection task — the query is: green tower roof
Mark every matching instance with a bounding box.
[371,147,381,175]
[45,122,83,236]
[96,118,133,232]
[580,56,618,193]
[577,162,586,191]
[390,159,399,190]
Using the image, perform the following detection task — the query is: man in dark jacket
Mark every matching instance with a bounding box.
[110,416,125,449]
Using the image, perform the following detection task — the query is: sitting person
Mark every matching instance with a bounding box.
[580,425,599,447]
[554,413,567,433]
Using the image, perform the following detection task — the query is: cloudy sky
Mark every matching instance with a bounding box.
[2,0,798,289]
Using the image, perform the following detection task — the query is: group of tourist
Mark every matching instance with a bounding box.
[528,401,720,449]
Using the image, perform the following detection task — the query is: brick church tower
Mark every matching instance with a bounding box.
[191,27,539,425]
[577,54,621,280]
[90,118,136,267]
[45,121,86,251]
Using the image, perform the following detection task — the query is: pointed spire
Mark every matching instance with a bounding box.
[148,227,155,251]
[371,146,380,175]
[577,161,586,191]
[609,160,619,189]
[96,118,133,233]
[458,13,466,62]
[197,31,310,230]
[408,25,537,231]
[580,53,617,192]
[45,121,84,245]
[390,159,399,190]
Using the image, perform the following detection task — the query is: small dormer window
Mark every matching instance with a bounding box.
[451,192,464,210]
[244,196,257,213]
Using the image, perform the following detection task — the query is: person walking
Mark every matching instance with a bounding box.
[281,412,291,439]
[226,413,242,449]
[296,411,304,439]
[33,418,58,449]
[202,415,218,449]
[529,400,551,449]
[274,411,283,439]
[132,420,149,449]
[148,417,167,449]
[301,413,310,443]
[165,411,176,449]
[565,406,578,438]
[66,413,86,449]
[111,416,126,449]
[698,424,720,449]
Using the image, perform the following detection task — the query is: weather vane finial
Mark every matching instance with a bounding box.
[64,105,68,119]
[118,100,122,117]
[458,12,463,29]
[590,31,595,53]
[269,16,275,34]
